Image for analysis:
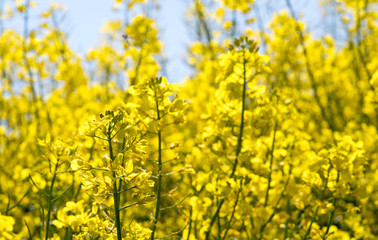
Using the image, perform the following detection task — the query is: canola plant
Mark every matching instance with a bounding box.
[0,0,378,239]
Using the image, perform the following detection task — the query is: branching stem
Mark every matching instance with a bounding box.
[264,120,278,207]
[45,159,59,240]
[151,86,163,240]
[302,164,332,240]
[108,124,122,240]
[205,50,247,240]
[323,171,340,238]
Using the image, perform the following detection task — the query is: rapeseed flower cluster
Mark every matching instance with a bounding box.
[0,0,377,239]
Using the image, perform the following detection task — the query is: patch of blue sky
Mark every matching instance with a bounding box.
[1,0,330,83]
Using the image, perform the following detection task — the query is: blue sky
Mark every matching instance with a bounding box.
[2,0,323,83]
[61,0,191,82]
[2,0,191,82]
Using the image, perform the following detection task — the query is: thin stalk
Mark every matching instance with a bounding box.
[64,228,72,240]
[194,0,215,60]
[264,120,278,207]
[108,125,122,240]
[118,138,126,194]
[130,45,144,86]
[285,0,335,132]
[105,66,110,99]
[187,208,192,240]
[45,159,59,240]
[323,171,340,238]
[259,169,292,239]
[231,51,247,178]
[254,1,267,51]
[221,179,243,240]
[22,0,40,123]
[283,219,289,240]
[205,200,224,240]
[249,216,255,239]
[230,7,237,38]
[194,0,212,45]
[128,24,150,86]
[160,193,191,211]
[216,178,221,240]
[151,87,163,240]
[242,220,251,240]
[336,2,378,126]
[205,50,247,240]
[40,203,45,236]
[119,202,138,211]
[25,219,33,240]
[217,210,221,239]
[154,221,189,239]
[355,0,361,46]
[302,165,332,240]
[4,187,30,214]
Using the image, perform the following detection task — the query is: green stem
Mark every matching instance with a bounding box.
[221,180,243,240]
[151,88,162,240]
[259,168,292,239]
[4,188,30,215]
[24,219,33,240]
[323,171,340,238]
[264,121,278,207]
[113,177,122,240]
[23,0,40,124]
[205,51,247,240]
[285,0,335,132]
[108,126,122,240]
[45,160,59,240]
[194,0,212,45]
[302,165,332,240]
[231,51,247,178]
[187,208,192,240]
[194,0,215,61]
[283,219,289,240]
[118,138,126,195]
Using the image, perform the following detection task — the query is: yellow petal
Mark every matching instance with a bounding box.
[125,160,133,174]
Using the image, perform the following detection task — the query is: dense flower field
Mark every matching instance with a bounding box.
[1,0,378,239]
